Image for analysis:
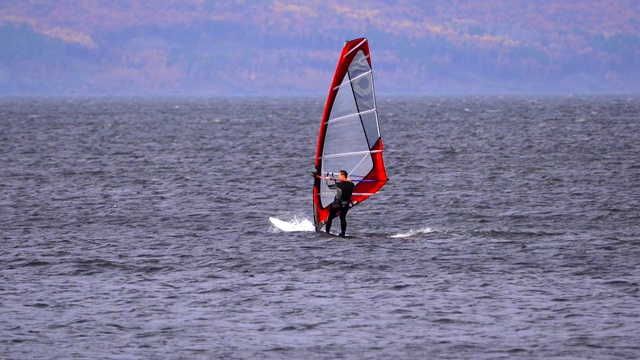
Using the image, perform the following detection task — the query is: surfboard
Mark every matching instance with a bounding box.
[312,38,388,232]
[323,232,356,238]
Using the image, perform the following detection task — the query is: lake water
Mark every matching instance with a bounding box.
[1,96,639,359]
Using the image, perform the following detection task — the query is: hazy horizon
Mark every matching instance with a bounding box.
[1,1,639,96]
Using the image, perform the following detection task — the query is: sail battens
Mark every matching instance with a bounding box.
[321,149,383,159]
[343,38,368,58]
[320,192,377,196]
[333,70,373,91]
[326,108,376,124]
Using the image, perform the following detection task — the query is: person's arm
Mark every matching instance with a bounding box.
[335,187,343,200]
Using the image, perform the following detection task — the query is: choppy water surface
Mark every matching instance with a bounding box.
[1,96,639,359]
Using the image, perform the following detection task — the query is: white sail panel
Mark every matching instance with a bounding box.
[320,65,375,208]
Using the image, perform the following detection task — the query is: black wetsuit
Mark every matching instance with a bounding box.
[326,180,355,236]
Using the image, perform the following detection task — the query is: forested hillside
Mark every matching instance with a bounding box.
[1,0,638,95]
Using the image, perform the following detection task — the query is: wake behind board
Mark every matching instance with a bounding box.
[269,217,315,232]
[269,217,358,237]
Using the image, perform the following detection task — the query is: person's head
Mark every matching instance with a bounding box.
[338,170,348,181]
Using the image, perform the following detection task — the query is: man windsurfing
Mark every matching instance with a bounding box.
[325,170,354,237]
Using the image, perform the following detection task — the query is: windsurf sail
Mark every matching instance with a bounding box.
[312,38,388,231]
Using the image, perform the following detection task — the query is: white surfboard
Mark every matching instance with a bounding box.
[269,217,315,232]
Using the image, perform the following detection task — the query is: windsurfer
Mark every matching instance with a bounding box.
[326,170,355,237]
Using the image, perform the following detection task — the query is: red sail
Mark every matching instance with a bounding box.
[312,38,388,231]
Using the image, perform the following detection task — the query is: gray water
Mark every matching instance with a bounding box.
[1,96,639,359]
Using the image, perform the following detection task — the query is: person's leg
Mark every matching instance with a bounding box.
[339,207,348,236]
[326,206,337,233]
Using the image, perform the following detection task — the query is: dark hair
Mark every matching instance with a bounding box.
[339,170,348,177]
